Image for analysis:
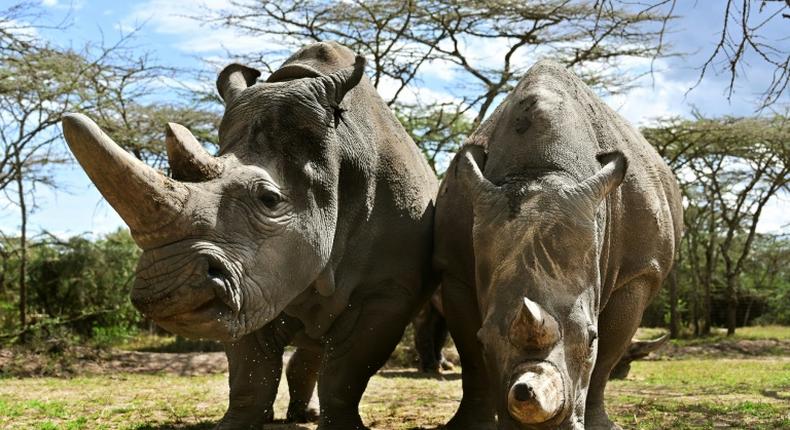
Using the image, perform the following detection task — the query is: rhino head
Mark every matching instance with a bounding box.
[457,146,627,428]
[62,48,366,342]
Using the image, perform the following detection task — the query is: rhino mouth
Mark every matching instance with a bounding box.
[131,251,243,339]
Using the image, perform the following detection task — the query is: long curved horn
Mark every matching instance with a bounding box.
[166,122,222,182]
[62,113,188,248]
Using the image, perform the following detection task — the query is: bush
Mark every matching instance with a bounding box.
[1,229,142,345]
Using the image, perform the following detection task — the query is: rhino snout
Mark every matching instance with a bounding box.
[507,361,566,425]
[131,253,239,320]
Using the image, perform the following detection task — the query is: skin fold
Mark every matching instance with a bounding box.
[433,61,682,430]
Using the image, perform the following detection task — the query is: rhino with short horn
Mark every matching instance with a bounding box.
[62,41,438,429]
[434,61,682,429]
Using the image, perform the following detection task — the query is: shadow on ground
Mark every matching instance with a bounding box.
[134,422,314,430]
[377,369,461,380]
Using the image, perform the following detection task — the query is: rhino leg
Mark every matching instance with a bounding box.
[442,276,496,430]
[285,346,322,423]
[317,287,417,430]
[414,300,444,373]
[585,277,656,430]
[216,314,301,430]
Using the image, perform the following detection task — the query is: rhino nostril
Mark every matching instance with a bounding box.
[513,383,534,402]
[207,265,225,281]
[206,258,228,283]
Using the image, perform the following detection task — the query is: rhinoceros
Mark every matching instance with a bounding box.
[61,41,438,430]
[433,61,682,429]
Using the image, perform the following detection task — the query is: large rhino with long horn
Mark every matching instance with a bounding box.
[62,42,438,429]
[434,61,682,429]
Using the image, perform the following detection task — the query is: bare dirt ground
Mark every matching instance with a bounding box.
[2,337,787,377]
[1,335,788,429]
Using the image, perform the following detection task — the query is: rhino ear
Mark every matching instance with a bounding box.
[574,151,627,204]
[319,55,366,106]
[216,63,261,106]
[455,145,497,204]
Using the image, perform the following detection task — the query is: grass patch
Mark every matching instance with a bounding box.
[0,356,787,429]
[673,325,790,346]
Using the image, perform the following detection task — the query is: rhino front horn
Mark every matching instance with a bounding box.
[509,297,560,349]
[166,122,223,182]
[62,113,188,249]
[508,362,565,424]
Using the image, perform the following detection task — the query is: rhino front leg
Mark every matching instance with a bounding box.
[441,275,496,430]
[285,346,322,423]
[585,277,657,430]
[317,287,418,430]
[216,314,301,430]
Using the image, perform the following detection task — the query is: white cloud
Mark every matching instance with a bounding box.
[120,0,281,56]
[604,68,693,126]
[41,0,58,6]
[757,194,790,234]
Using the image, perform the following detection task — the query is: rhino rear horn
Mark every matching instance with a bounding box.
[166,123,222,182]
[509,297,561,350]
[216,63,261,105]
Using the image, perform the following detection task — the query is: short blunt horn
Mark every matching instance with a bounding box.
[508,362,565,424]
[165,122,222,182]
[509,297,560,349]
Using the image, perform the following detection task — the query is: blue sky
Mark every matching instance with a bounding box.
[0,0,787,237]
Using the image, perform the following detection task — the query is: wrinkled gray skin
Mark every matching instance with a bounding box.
[61,42,437,430]
[434,61,682,430]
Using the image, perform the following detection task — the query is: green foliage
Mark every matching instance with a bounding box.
[394,103,475,175]
[0,229,142,343]
[642,115,790,335]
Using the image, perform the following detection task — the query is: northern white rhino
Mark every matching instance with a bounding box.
[434,61,682,430]
[62,42,438,429]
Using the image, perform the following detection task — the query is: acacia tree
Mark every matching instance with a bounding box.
[0,2,221,337]
[693,0,789,110]
[644,115,790,336]
[201,0,675,171]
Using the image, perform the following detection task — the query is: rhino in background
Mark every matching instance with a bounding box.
[434,61,682,429]
[62,41,438,430]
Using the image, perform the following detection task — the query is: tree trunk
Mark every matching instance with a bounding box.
[725,275,738,336]
[702,276,712,335]
[668,268,679,338]
[742,297,753,327]
[15,160,28,343]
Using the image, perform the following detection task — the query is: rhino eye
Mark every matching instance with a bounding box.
[258,188,282,210]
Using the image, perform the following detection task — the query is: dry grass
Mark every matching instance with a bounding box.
[1,356,788,430]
